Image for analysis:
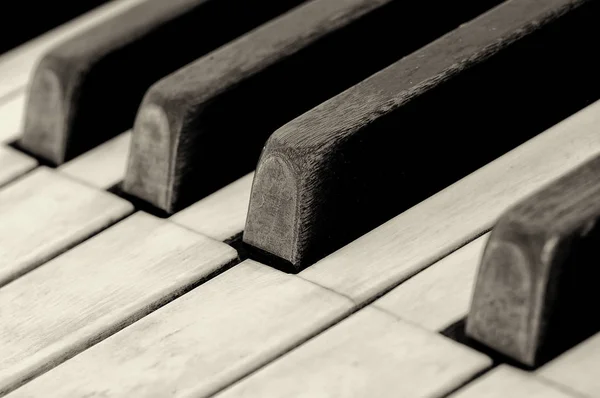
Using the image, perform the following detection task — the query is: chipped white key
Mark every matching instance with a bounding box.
[6,260,352,398]
[0,167,132,286]
[300,99,600,305]
[0,92,25,142]
[170,173,253,241]
[373,234,489,331]
[538,332,600,397]
[449,365,577,398]
[58,131,131,189]
[0,0,148,100]
[0,212,237,396]
[216,307,491,398]
[0,146,36,187]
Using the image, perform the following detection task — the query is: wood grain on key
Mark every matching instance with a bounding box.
[216,307,491,398]
[448,365,577,398]
[19,0,306,165]
[0,0,148,101]
[123,0,503,213]
[0,146,37,187]
[299,97,600,307]
[538,331,600,397]
[373,234,488,331]
[466,155,600,367]
[0,167,132,287]
[58,131,131,189]
[170,173,254,241]
[5,260,352,398]
[0,212,237,396]
[243,0,600,271]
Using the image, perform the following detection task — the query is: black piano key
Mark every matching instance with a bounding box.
[0,1,111,55]
[242,0,600,271]
[19,0,306,165]
[466,154,600,368]
[123,0,504,213]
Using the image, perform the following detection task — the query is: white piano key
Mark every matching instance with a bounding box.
[373,234,488,331]
[0,211,237,396]
[170,172,253,241]
[0,146,36,187]
[0,0,148,101]
[216,307,491,398]
[0,91,25,142]
[300,99,600,305]
[5,260,352,398]
[537,331,600,397]
[0,167,132,287]
[58,131,131,189]
[449,365,577,398]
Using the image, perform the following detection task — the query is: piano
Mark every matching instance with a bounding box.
[0,0,599,396]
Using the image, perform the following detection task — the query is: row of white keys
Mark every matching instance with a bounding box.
[0,211,237,396]
[0,167,132,287]
[0,0,148,101]
[299,98,600,305]
[0,92,25,143]
[5,258,491,398]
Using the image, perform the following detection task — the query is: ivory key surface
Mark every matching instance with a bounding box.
[448,365,577,398]
[170,172,253,241]
[0,146,37,187]
[216,307,491,398]
[373,234,489,331]
[538,331,600,397]
[0,212,237,396]
[0,167,132,287]
[0,0,148,101]
[5,260,352,398]
[58,131,131,189]
[0,92,25,143]
[299,96,600,305]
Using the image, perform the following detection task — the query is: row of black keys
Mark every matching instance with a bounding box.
[7,0,600,369]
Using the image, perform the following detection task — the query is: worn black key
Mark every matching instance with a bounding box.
[242,0,600,271]
[466,154,600,368]
[122,0,504,213]
[19,0,306,165]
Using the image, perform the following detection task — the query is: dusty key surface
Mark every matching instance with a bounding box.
[6,260,352,398]
[244,0,600,270]
[170,173,253,241]
[538,331,600,397]
[0,146,37,187]
[19,0,305,165]
[374,234,488,331]
[0,167,132,287]
[59,131,131,189]
[216,307,491,398]
[123,0,502,213]
[0,0,147,100]
[448,365,576,398]
[299,96,600,306]
[0,212,237,396]
[466,154,600,367]
[0,92,25,142]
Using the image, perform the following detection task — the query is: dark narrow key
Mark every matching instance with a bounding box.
[122,0,504,213]
[243,0,600,271]
[466,154,600,368]
[18,0,306,165]
[0,1,110,55]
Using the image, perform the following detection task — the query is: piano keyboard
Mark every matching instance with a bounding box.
[1,0,599,397]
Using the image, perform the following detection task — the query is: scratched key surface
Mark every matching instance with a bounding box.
[0,167,133,287]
